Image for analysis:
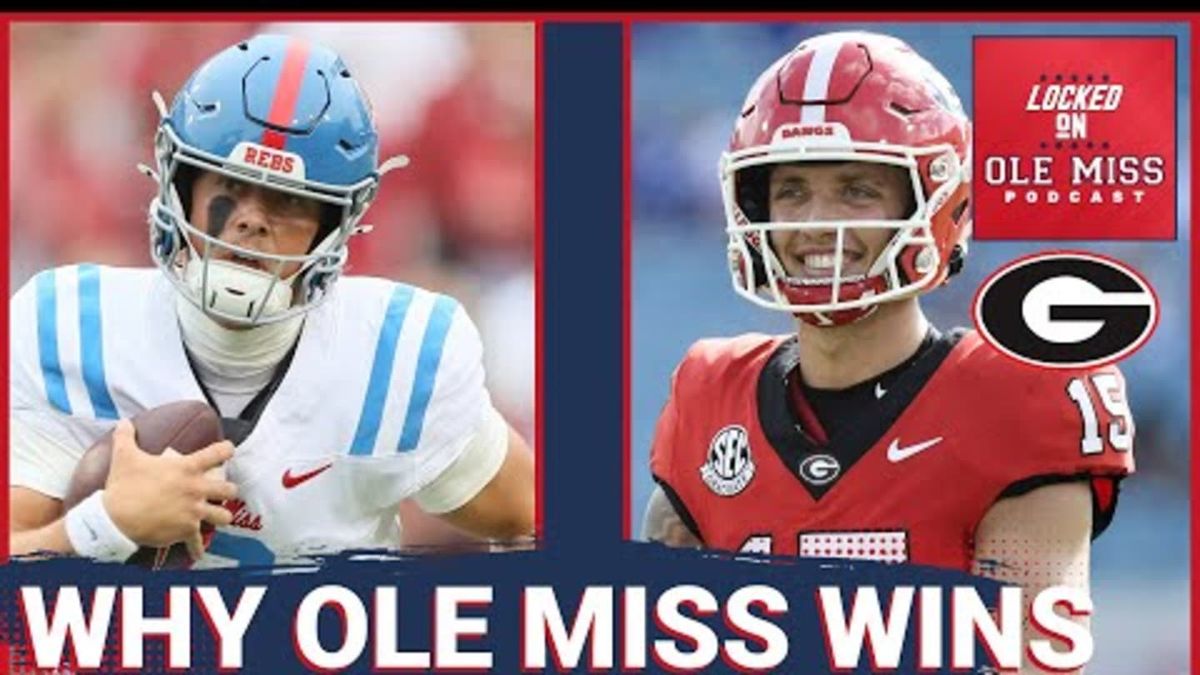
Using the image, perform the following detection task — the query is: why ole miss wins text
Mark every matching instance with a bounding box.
[18,583,1092,671]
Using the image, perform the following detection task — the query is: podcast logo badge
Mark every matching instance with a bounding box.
[973,37,1176,240]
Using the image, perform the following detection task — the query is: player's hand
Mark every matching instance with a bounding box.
[101,420,239,551]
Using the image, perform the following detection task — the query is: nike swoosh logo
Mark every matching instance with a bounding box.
[282,462,334,489]
[886,437,943,462]
[874,382,887,399]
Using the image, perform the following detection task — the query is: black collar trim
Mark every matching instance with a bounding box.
[756,328,964,500]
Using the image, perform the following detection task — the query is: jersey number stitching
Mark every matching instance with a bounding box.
[1066,374,1133,456]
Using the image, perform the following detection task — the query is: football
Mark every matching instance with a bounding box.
[62,400,225,569]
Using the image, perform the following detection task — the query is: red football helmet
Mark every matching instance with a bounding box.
[720,31,972,326]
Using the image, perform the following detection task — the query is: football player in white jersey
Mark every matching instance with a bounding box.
[9,34,535,566]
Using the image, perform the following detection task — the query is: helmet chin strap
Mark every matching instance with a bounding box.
[797,303,879,327]
[184,258,296,322]
[184,255,295,321]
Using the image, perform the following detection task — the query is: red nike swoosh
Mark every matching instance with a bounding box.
[282,463,333,489]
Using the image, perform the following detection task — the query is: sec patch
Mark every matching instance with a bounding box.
[972,36,1176,240]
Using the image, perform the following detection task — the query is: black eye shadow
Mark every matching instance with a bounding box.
[207,195,236,237]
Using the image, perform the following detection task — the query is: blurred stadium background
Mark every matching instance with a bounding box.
[631,22,1189,673]
[9,22,535,546]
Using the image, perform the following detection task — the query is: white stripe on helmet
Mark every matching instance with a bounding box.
[799,38,841,124]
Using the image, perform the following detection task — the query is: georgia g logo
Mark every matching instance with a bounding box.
[973,251,1158,369]
[798,454,841,486]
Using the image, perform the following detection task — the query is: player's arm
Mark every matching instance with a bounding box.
[10,418,238,560]
[402,299,535,544]
[10,487,71,555]
[641,484,701,548]
[412,403,535,543]
[435,422,534,542]
[972,481,1092,675]
[398,422,535,552]
[642,356,704,548]
[11,415,92,556]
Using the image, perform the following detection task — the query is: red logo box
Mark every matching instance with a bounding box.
[972,36,1176,240]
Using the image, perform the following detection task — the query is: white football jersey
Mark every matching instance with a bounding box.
[10,264,489,567]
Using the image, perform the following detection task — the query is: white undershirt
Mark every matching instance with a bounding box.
[175,295,303,417]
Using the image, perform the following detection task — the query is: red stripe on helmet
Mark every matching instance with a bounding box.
[260,39,312,150]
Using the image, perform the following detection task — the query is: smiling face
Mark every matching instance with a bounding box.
[766,161,914,281]
[186,169,323,278]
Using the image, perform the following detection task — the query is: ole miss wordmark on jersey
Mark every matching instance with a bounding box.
[649,330,1134,570]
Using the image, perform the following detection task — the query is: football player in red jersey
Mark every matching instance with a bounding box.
[642,31,1134,667]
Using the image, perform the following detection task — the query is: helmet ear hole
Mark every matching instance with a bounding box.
[173,164,199,221]
[952,197,970,224]
[310,203,342,253]
[947,244,965,278]
[735,165,771,222]
[748,246,768,288]
[152,216,179,262]
[903,186,919,219]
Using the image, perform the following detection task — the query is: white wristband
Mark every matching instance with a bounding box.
[64,491,139,562]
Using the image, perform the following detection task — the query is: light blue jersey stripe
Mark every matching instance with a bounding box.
[398,295,458,452]
[77,264,119,420]
[349,285,416,456]
[35,270,70,414]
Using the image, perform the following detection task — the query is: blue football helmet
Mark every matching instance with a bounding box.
[143,34,407,326]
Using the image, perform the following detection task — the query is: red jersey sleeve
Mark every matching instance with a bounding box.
[648,365,681,486]
[956,339,1135,536]
[647,335,785,543]
[648,348,708,542]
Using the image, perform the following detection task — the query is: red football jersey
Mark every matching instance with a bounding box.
[649,329,1135,570]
